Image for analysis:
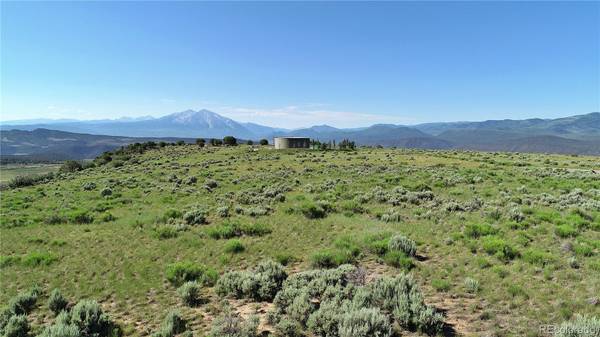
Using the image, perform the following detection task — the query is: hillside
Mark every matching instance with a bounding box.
[279,124,452,148]
[2,111,599,157]
[415,112,600,139]
[437,130,600,155]
[0,129,195,161]
[1,145,599,337]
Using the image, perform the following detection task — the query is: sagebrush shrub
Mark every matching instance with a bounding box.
[205,179,218,189]
[380,210,402,223]
[286,291,314,326]
[216,260,287,301]
[48,289,69,315]
[298,201,327,219]
[210,307,258,337]
[306,300,342,337]
[216,206,230,218]
[271,265,444,336]
[70,211,94,224]
[487,208,503,221]
[369,275,443,333]
[177,282,202,307]
[185,176,197,185]
[243,206,270,217]
[568,257,580,269]
[183,207,208,225]
[215,271,248,299]
[275,318,303,337]
[7,287,40,315]
[463,278,479,293]
[509,207,525,222]
[414,306,445,335]
[152,310,187,337]
[45,214,67,225]
[69,300,115,337]
[2,315,29,337]
[556,315,600,337]
[37,320,81,337]
[207,222,271,240]
[82,182,96,191]
[100,188,112,197]
[338,308,391,337]
[8,175,39,189]
[388,235,416,257]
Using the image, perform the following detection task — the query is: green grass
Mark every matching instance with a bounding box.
[0,164,61,183]
[1,145,599,336]
[223,239,245,253]
[431,278,451,292]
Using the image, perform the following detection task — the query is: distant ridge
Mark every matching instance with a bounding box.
[1,110,257,139]
[0,128,195,161]
[1,111,598,157]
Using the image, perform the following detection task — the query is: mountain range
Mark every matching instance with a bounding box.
[1,110,599,159]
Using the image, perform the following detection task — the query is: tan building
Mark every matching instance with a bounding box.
[273,137,310,149]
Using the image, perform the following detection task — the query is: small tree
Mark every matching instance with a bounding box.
[223,136,237,146]
[259,139,269,146]
[196,138,205,147]
[176,140,185,146]
[339,139,356,150]
[247,140,254,146]
[59,160,83,173]
[210,139,223,146]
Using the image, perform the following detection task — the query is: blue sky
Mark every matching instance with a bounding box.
[1,1,598,128]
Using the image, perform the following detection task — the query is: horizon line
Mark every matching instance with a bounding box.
[0,110,597,129]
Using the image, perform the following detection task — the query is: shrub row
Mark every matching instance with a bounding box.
[7,173,54,189]
[216,260,287,301]
[1,252,58,268]
[165,261,218,287]
[1,288,118,337]
[269,264,444,336]
[206,221,271,239]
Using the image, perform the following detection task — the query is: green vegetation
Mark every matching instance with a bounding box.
[1,145,599,336]
[0,164,60,184]
[165,261,217,286]
[176,281,202,307]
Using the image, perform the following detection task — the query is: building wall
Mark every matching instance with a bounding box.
[274,137,310,149]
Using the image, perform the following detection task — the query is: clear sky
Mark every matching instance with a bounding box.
[1,1,598,128]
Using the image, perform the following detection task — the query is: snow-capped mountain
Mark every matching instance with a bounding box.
[1,110,264,139]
